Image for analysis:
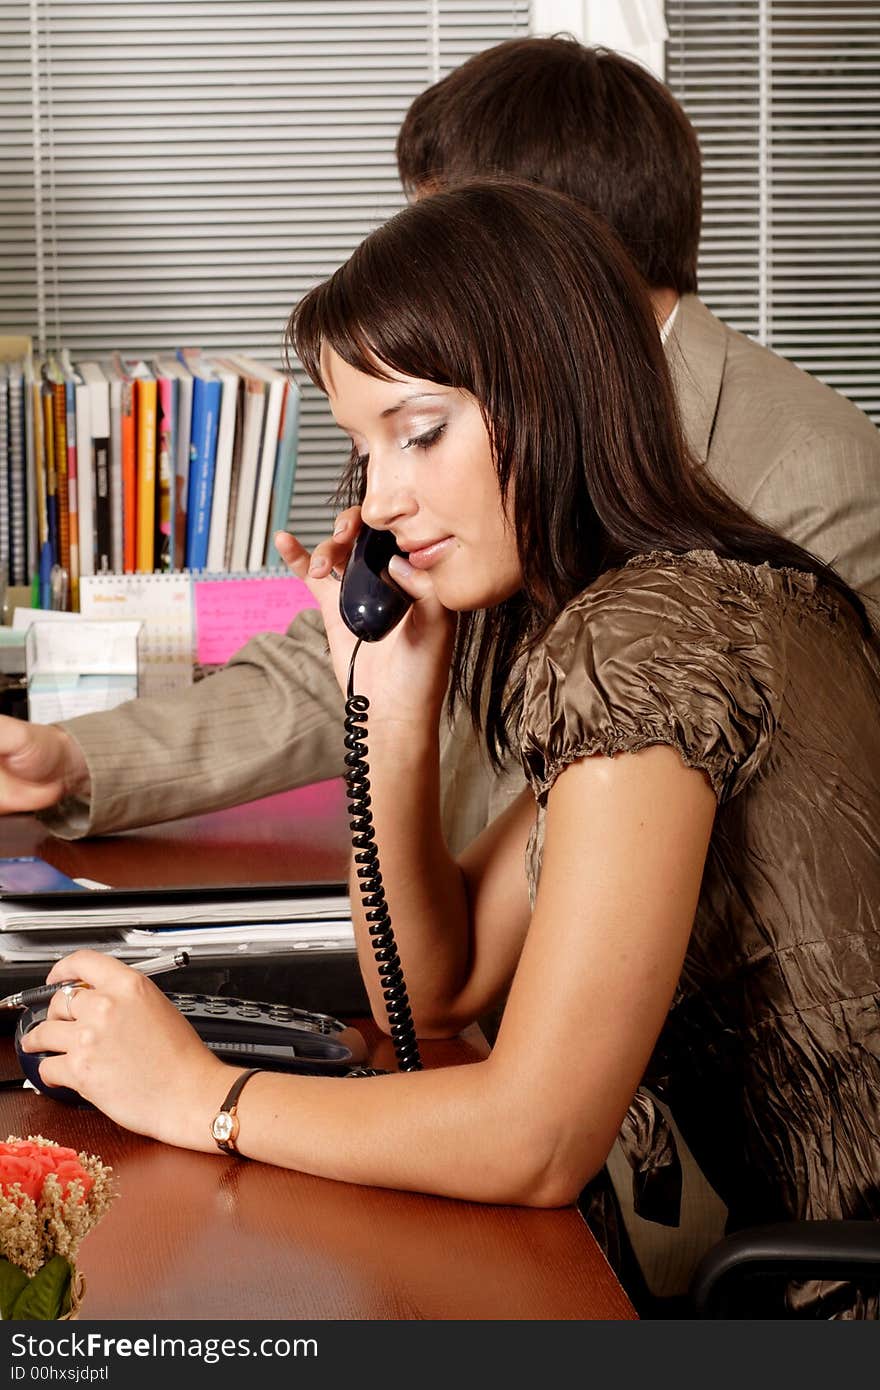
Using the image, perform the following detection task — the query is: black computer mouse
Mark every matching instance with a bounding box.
[14,1004,89,1107]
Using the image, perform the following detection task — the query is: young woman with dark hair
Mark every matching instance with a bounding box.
[24,181,880,1319]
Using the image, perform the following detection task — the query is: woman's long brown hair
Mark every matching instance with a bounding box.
[289,179,868,764]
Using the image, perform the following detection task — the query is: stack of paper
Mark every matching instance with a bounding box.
[0,921,355,965]
[0,888,355,963]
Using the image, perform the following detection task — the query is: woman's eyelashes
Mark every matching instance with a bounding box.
[402,422,447,452]
[347,422,445,471]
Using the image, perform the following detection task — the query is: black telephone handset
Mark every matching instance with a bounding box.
[338,525,413,642]
[338,524,423,1073]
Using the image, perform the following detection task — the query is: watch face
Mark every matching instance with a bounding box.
[212,1112,236,1143]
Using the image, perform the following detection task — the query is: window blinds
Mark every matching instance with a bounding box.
[0,1,530,545]
[3,2,875,550]
[666,0,880,426]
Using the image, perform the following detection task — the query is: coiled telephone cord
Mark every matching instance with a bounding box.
[344,641,422,1073]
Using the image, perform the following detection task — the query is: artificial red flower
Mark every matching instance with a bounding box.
[0,1154,46,1202]
[52,1160,94,1200]
[0,1141,94,1203]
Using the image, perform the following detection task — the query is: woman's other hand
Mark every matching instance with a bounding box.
[20,950,230,1150]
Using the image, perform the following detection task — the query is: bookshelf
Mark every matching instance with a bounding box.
[0,340,301,614]
[0,335,311,717]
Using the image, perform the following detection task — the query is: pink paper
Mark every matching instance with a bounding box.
[194,576,318,665]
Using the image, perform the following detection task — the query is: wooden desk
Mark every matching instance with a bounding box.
[1,783,367,1013]
[0,795,636,1320]
[1,781,352,889]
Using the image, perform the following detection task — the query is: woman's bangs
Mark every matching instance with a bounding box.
[293,227,460,395]
[291,280,391,391]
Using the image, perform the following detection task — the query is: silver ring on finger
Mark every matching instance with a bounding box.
[329,567,343,582]
[61,983,80,1021]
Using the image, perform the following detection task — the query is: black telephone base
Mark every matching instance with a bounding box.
[167,991,369,1075]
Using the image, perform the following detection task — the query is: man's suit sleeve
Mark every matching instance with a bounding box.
[42,607,345,838]
[746,428,880,601]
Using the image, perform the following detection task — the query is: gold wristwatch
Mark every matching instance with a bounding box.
[210,1068,263,1155]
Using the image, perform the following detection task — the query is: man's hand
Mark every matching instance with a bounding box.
[0,715,90,814]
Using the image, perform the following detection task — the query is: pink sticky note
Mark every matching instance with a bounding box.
[193,576,318,665]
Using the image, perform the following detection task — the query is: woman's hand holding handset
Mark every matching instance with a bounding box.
[273,509,455,738]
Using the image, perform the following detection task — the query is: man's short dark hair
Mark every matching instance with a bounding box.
[396,36,702,294]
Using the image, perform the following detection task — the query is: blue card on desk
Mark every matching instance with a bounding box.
[0,857,88,896]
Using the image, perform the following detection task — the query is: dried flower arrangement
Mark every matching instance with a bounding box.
[0,1135,115,1320]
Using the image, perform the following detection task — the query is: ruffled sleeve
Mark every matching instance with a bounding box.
[519,553,784,805]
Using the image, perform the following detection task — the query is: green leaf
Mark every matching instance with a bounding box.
[10,1256,72,1321]
[0,1258,29,1320]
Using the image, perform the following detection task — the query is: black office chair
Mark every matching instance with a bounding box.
[689,1220,880,1318]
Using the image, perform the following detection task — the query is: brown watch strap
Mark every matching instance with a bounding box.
[211,1068,263,1155]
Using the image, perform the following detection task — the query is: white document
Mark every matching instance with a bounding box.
[0,918,355,963]
[0,891,352,934]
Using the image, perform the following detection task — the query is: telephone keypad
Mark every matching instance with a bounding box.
[166,992,341,1036]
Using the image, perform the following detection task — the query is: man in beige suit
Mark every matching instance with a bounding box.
[1,38,878,847]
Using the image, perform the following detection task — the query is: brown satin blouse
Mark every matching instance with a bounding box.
[518,550,880,1318]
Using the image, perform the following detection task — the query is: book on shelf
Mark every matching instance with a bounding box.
[115,359,157,574]
[225,355,287,572]
[0,366,8,584]
[43,358,71,579]
[28,363,47,593]
[267,377,301,566]
[40,377,57,570]
[59,351,82,608]
[211,355,267,572]
[104,362,123,573]
[6,361,27,587]
[152,360,177,572]
[204,361,239,572]
[107,367,123,575]
[216,355,286,572]
[109,356,138,573]
[77,361,112,576]
[179,349,222,571]
[72,365,94,579]
[23,355,39,582]
[0,341,37,595]
[219,371,246,571]
[153,355,193,572]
